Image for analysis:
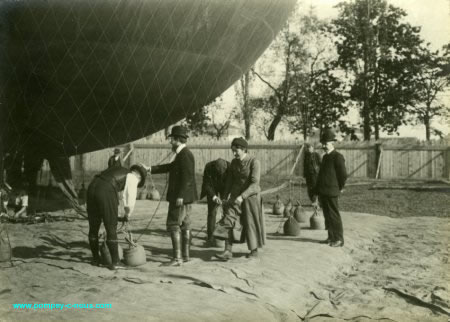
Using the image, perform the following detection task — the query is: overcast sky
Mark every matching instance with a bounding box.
[311,0,450,50]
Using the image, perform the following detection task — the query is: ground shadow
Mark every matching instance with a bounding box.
[12,245,90,263]
[141,244,221,264]
[266,232,322,243]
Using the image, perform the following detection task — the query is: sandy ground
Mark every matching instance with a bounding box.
[0,200,449,322]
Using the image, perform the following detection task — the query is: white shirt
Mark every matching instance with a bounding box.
[325,146,335,154]
[175,143,186,154]
[122,172,140,216]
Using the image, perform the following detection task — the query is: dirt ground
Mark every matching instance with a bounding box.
[0,200,449,321]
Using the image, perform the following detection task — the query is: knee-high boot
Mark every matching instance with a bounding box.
[106,240,120,267]
[88,236,100,265]
[166,230,182,266]
[215,237,233,261]
[181,230,191,262]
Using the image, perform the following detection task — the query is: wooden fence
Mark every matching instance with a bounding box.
[37,141,450,187]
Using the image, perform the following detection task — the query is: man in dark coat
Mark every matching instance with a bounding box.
[303,143,321,206]
[107,148,122,168]
[315,129,347,247]
[87,164,147,269]
[200,158,230,245]
[148,126,198,266]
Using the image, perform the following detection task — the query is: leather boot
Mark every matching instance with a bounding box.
[215,240,233,261]
[165,230,182,266]
[181,230,191,262]
[106,240,126,270]
[320,231,332,244]
[88,236,100,266]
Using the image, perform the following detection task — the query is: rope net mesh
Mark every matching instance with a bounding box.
[0,0,295,213]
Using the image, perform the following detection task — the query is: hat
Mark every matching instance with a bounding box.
[231,137,248,149]
[114,148,121,155]
[130,164,147,188]
[320,128,337,143]
[168,125,189,139]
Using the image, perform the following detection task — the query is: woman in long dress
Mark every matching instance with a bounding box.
[215,137,265,260]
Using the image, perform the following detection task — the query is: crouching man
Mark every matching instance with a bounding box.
[200,158,230,246]
[87,164,147,269]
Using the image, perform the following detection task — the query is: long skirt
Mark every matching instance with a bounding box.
[241,194,266,250]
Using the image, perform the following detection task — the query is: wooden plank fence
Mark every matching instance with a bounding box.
[36,141,450,187]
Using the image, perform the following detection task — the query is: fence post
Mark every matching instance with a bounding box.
[375,143,383,179]
[445,147,450,180]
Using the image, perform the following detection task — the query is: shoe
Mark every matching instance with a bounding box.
[162,258,183,267]
[215,250,233,261]
[90,259,100,267]
[246,250,258,259]
[108,262,127,270]
[329,240,344,247]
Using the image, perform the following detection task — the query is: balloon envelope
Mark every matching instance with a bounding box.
[0,0,295,156]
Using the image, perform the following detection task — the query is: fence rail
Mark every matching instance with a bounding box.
[37,142,450,187]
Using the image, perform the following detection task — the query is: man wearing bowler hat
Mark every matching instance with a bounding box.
[146,125,198,266]
[315,128,347,247]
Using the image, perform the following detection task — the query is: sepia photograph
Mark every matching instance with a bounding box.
[0,0,449,321]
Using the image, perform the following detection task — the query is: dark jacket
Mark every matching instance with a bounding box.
[315,150,347,197]
[151,147,198,204]
[200,158,230,200]
[96,166,129,193]
[108,155,122,168]
[304,151,321,183]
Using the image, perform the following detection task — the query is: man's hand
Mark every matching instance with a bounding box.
[124,206,131,220]
[212,195,222,205]
[176,198,184,207]
[235,196,243,205]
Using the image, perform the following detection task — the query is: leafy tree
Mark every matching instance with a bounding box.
[409,44,450,140]
[205,96,234,140]
[331,0,423,140]
[253,5,349,141]
[251,5,305,141]
[234,71,254,140]
[286,9,348,140]
[184,106,210,136]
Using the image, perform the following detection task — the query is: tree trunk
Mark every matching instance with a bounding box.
[267,114,282,141]
[244,119,251,140]
[302,121,308,141]
[362,99,371,141]
[373,113,380,140]
[424,112,430,141]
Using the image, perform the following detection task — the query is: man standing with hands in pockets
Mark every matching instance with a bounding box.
[316,128,347,247]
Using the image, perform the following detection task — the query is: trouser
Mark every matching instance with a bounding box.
[206,198,218,240]
[306,177,318,203]
[86,178,119,264]
[318,195,344,243]
[307,188,318,204]
[166,203,192,232]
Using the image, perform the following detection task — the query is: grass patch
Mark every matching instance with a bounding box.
[149,174,450,218]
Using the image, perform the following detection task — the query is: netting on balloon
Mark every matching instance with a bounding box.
[0,0,295,208]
